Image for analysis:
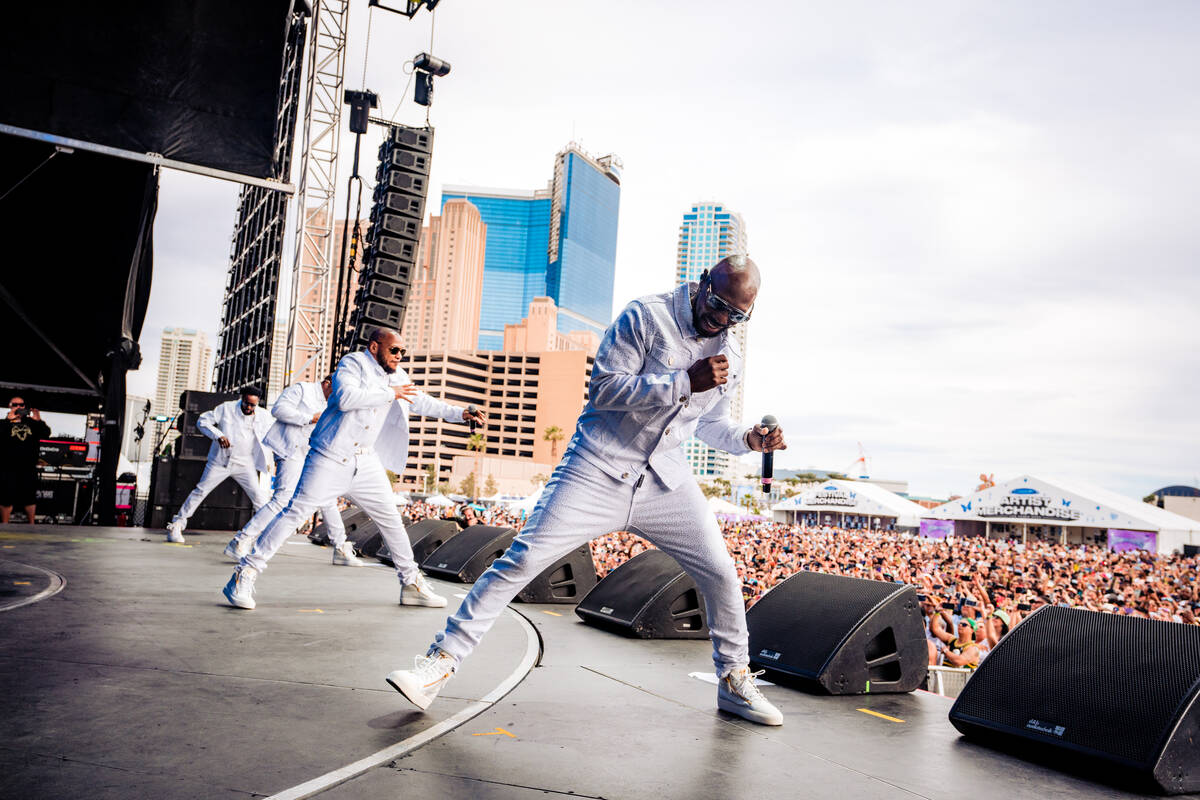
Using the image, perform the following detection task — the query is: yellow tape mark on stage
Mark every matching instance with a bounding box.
[857,708,904,723]
[13,581,31,585]
[3,545,15,548]
[298,609,325,613]
[541,610,563,617]
[164,543,193,548]
[472,727,516,738]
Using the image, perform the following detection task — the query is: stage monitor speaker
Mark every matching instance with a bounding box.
[422,524,516,582]
[344,511,385,558]
[514,544,598,604]
[389,518,460,566]
[948,606,1200,795]
[308,505,360,546]
[746,571,927,695]
[574,549,709,639]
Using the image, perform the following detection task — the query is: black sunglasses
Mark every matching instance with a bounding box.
[9,401,25,408]
[387,345,407,356]
[700,275,752,324]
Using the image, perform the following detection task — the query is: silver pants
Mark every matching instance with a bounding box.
[433,451,750,676]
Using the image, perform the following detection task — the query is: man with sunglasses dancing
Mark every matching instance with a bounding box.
[221,374,359,568]
[387,255,789,726]
[222,328,486,610]
[167,387,273,543]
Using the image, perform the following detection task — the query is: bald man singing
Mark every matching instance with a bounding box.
[222,329,486,610]
[388,255,788,727]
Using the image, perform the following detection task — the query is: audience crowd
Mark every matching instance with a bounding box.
[585,518,1200,666]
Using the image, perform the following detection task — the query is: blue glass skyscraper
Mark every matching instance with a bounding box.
[443,144,621,349]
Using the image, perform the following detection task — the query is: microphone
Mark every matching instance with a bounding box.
[466,404,478,433]
[759,414,778,494]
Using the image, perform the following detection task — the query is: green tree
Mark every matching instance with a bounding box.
[423,463,438,494]
[713,477,731,497]
[484,473,498,497]
[699,482,724,499]
[467,433,486,501]
[459,472,477,499]
[531,472,549,487]
[543,425,564,459]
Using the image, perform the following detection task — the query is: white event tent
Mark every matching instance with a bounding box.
[922,475,1200,554]
[770,480,927,530]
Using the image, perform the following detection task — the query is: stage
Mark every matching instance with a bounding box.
[0,525,1190,799]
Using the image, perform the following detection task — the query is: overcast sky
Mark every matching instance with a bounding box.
[125,0,1200,499]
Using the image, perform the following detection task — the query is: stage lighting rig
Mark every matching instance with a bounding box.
[412,53,451,107]
[369,0,440,19]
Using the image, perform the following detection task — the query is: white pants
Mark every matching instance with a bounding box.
[172,458,269,529]
[242,450,418,582]
[236,452,346,547]
[432,450,750,677]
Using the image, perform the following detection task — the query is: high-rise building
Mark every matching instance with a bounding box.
[400,199,486,352]
[399,298,598,495]
[443,141,621,349]
[152,327,212,453]
[675,202,749,481]
[546,145,622,339]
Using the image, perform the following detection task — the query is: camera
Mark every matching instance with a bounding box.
[13,406,30,418]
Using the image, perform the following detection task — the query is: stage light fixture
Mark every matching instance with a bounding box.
[412,52,451,107]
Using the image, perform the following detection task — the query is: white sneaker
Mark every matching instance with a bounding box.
[166,521,185,543]
[332,542,364,567]
[717,667,783,726]
[386,650,456,710]
[400,572,447,607]
[223,534,253,560]
[222,565,259,610]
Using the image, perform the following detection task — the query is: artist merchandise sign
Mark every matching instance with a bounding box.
[978,494,1081,521]
[809,488,857,507]
[1107,528,1157,552]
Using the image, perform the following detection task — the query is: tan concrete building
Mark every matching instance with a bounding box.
[152,327,212,453]
[400,200,486,352]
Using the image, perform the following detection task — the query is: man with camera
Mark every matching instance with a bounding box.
[0,396,51,523]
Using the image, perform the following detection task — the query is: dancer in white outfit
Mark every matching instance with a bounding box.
[387,256,789,726]
[166,387,272,543]
[222,329,486,610]
[222,375,358,567]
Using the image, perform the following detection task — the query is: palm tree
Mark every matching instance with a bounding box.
[467,432,486,501]
[543,425,564,460]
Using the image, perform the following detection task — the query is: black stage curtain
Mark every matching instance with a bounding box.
[0,0,296,180]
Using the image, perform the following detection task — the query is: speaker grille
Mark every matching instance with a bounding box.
[748,571,908,678]
[951,606,1200,767]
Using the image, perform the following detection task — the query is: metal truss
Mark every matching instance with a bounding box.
[212,10,307,396]
[283,0,350,386]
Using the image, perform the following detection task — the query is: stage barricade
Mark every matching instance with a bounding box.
[926,665,973,698]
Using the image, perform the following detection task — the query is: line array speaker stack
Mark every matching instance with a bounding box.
[574,549,710,638]
[949,606,1200,794]
[345,125,433,350]
[747,571,927,694]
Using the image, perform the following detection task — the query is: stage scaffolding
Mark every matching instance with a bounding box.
[283,0,350,387]
[212,9,308,396]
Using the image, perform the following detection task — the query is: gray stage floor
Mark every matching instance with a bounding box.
[0,525,1192,800]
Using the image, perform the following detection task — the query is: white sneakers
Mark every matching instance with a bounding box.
[386,650,457,710]
[331,542,364,567]
[717,667,783,726]
[223,534,253,560]
[400,572,447,607]
[165,521,185,543]
[222,565,259,610]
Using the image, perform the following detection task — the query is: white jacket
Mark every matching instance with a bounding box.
[311,350,466,473]
[262,381,326,459]
[195,399,274,473]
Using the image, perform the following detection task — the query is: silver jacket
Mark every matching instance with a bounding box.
[568,282,751,490]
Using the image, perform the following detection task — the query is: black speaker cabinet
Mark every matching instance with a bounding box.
[308,506,360,546]
[949,606,1200,794]
[422,525,517,582]
[377,518,460,566]
[515,545,598,604]
[574,549,709,639]
[747,571,927,694]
